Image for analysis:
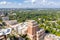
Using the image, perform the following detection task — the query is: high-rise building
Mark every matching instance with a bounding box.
[27,20,38,40]
[27,20,45,40]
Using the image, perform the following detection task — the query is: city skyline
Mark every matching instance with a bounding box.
[0,0,60,8]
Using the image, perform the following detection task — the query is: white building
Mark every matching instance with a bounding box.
[0,28,12,35]
[44,34,60,40]
[4,20,28,35]
[36,29,45,40]
[12,22,28,35]
[0,28,12,40]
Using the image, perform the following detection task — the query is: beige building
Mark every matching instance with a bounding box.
[4,20,18,27]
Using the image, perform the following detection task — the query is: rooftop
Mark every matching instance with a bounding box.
[45,34,60,40]
[5,20,18,25]
[0,28,12,36]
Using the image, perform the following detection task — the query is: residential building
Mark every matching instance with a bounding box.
[2,16,9,22]
[27,20,45,40]
[4,20,27,35]
[12,20,45,40]
[44,34,60,40]
[4,20,18,27]
[4,20,46,40]
[0,28,12,40]
[17,22,28,35]
[12,22,28,35]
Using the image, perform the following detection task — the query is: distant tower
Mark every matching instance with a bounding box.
[27,20,39,40]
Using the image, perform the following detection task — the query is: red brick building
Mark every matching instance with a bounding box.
[27,20,45,40]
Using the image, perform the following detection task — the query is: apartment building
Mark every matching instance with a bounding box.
[4,20,45,40]
[27,20,45,40]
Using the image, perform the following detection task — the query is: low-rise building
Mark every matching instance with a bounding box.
[14,22,28,35]
[2,16,9,22]
[44,34,60,40]
[4,20,28,35]
[4,20,18,27]
[0,12,5,17]
[0,28,12,40]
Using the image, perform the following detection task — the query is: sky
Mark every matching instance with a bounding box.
[0,0,60,8]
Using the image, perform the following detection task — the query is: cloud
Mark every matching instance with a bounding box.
[42,0,47,3]
[19,0,60,8]
[0,0,60,8]
[32,0,36,3]
[0,1,7,5]
[0,1,22,8]
[0,1,12,5]
[18,3,22,5]
[24,0,36,3]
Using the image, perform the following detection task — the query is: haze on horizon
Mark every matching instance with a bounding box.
[0,0,60,8]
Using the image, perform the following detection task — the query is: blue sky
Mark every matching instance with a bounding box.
[0,0,60,8]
